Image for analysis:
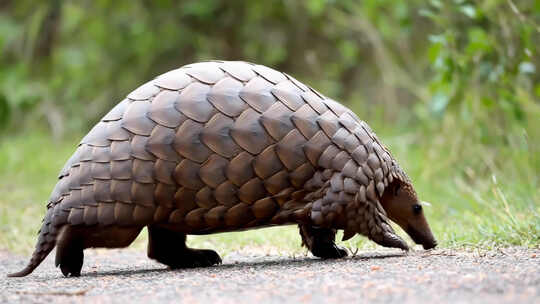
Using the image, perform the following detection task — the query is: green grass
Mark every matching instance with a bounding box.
[0,128,538,256]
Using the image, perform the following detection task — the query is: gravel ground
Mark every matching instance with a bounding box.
[1,247,539,304]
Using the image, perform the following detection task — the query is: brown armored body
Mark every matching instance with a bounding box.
[9,61,436,277]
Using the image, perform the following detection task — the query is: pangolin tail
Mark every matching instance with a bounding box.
[7,207,57,277]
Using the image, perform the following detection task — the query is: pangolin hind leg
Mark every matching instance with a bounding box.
[55,225,143,277]
[299,225,348,259]
[55,226,84,277]
[147,225,222,269]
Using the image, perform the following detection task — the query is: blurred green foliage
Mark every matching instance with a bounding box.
[2,0,536,135]
[0,0,539,250]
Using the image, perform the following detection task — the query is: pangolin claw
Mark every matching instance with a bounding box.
[378,232,409,251]
[169,249,222,269]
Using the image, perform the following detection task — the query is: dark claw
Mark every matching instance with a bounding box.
[169,249,222,269]
[374,232,409,251]
[60,265,81,277]
[147,226,221,270]
[200,249,222,265]
[312,244,348,259]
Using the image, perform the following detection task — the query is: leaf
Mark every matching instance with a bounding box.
[518,62,536,74]
[430,92,450,116]
[460,5,477,18]
[0,94,10,126]
[306,0,326,16]
[466,27,492,54]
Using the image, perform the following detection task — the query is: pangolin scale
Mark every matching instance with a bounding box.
[9,61,436,277]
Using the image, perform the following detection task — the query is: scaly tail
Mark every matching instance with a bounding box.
[7,207,58,277]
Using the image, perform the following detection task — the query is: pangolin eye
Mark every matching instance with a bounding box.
[412,204,422,215]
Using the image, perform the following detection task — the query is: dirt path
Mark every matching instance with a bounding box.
[1,247,538,304]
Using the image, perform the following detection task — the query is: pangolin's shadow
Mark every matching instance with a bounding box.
[83,267,168,277]
[217,252,406,270]
[82,251,406,278]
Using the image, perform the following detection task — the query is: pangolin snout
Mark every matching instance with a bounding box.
[406,225,437,250]
[422,239,437,250]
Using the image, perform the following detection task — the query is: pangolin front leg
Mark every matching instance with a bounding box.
[147,226,222,269]
[299,224,348,259]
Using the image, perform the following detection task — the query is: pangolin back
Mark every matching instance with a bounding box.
[9,61,409,277]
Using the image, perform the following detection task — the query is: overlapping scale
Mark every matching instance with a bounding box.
[45,60,409,239]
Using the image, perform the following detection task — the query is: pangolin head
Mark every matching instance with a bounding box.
[379,179,437,250]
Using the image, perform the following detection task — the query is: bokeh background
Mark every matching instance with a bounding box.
[1,0,538,253]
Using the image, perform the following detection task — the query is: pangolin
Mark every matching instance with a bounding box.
[8,61,436,277]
